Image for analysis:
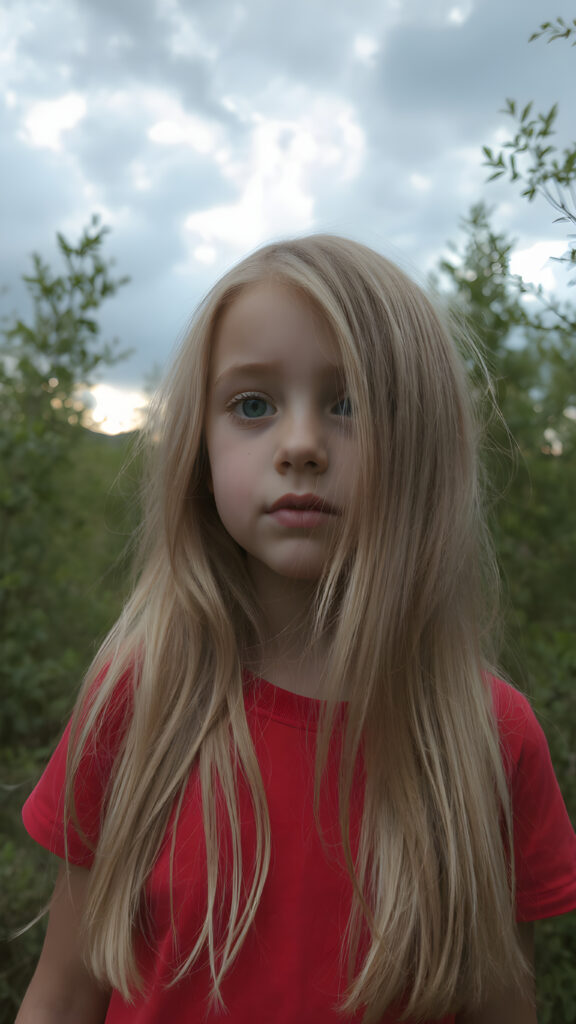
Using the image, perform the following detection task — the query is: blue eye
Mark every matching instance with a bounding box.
[241,397,268,418]
[332,396,352,417]
[233,394,274,419]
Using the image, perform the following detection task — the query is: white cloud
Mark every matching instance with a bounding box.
[510,241,568,290]
[353,34,379,62]
[21,92,86,150]
[182,98,365,258]
[148,113,220,155]
[84,383,148,435]
[409,172,431,192]
[447,6,472,26]
[193,244,218,264]
[1,0,573,394]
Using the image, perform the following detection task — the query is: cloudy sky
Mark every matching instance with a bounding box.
[1,0,574,430]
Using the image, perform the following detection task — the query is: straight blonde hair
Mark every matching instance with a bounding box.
[66,235,527,1021]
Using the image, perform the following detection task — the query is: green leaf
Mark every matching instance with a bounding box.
[520,102,533,122]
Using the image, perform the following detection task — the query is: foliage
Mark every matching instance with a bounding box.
[435,202,576,1023]
[0,428,138,1021]
[2,207,575,1020]
[0,217,130,749]
[0,220,134,1021]
[435,202,576,462]
[479,49,576,1022]
[529,16,576,45]
[482,22,576,275]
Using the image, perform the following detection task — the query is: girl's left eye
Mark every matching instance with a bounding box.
[231,394,275,419]
[332,396,352,417]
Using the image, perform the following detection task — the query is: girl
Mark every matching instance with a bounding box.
[17,236,576,1024]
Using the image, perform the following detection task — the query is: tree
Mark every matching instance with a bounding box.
[435,203,576,633]
[0,220,133,1018]
[435,203,576,1024]
[483,17,576,275]
[436,203,576,459]
[0,216,130,747]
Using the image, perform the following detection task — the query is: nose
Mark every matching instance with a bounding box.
[273,408,328,475]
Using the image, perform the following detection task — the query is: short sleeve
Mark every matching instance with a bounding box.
[22,676,131,866]
[492,677,576,921]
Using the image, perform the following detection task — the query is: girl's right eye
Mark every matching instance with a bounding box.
[229,394,275,419]
[332,396,353,417]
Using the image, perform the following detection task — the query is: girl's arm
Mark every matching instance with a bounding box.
[15,862,111,1024]
[456,922,537,1024]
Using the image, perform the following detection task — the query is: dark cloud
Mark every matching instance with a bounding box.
[2,0,575,391]
[379,7,571,117]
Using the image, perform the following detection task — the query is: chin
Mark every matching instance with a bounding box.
[271,559,325,581]
[245,547,328,585]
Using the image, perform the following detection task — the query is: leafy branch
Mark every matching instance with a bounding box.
[482,24,576,274]
[529,16,576,45]
[0,215,131,429]
[0,216,131,751]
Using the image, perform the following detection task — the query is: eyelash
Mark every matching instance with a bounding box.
[226,392,275,421]
[225,391,353,421]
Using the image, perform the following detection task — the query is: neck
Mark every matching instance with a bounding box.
[245,560,332,698]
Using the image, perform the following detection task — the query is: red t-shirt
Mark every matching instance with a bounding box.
[22,675,576,1023]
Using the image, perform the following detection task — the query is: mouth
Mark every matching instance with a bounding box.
[268,493,340,515]
[267,493,340,528]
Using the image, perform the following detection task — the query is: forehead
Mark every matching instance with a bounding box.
[209,281,342,382]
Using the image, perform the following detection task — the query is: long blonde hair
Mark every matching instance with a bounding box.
[66,235,526,1020]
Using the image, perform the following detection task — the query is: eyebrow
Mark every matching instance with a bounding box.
[213,360,346,388]
[213,362,281,387]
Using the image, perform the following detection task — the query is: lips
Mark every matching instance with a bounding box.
[268,493,339,515]
[267,493,340,528]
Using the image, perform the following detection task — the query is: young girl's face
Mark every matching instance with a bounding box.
[204,281,359,585]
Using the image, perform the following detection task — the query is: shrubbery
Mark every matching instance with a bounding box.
[0,221,133,1017]
[1,210,575,1021]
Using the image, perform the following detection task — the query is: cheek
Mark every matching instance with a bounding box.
[208,445,257,533]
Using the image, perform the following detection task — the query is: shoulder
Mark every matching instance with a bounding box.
[488,674,532,728]
[22,667,134,865]
[487,675,545,775]
[487,677,576,920]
